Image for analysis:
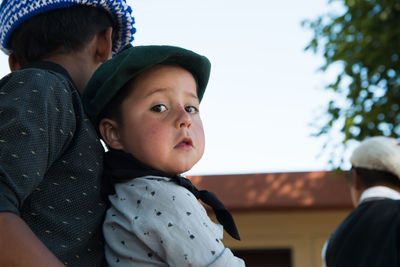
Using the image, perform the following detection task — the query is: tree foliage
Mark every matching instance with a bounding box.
[303,0,400,166]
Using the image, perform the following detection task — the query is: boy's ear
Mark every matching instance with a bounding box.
[98,118,124,150]
[94,27,113,63]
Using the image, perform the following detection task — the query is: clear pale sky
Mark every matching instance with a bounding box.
[0,0,352,175]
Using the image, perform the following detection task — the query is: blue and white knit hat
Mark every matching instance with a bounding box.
[0,0,136,55]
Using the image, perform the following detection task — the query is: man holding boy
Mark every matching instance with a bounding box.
[323,136,400,267]
[0,0,135,266]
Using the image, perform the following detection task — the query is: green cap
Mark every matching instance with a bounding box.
[82,44,211,125]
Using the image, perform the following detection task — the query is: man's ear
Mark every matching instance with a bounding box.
[98,118,124,150]
[352,168,363,190]
[8,53,21,71]
[94,27,113,63]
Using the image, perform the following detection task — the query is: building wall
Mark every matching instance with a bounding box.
[193,171,353,266]
[217,209,351,267]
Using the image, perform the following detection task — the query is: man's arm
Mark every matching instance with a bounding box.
[0,212,64,266]
[0,71,75,266]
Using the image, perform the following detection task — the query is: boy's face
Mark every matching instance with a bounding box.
[111,64,205,175]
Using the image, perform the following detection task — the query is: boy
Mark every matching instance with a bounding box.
[0,1,135,266]
[323,136,400,267]
[83,44,245,266]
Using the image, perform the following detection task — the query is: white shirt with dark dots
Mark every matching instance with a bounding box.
[0,63,106,266]
[103,176,245,266]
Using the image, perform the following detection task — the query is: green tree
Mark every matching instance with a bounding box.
[303,0,400,166]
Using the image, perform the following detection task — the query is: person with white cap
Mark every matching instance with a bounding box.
[0,1,135,266]
[322,136,400,267]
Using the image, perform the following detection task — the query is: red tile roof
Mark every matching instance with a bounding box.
[189,171,353,211]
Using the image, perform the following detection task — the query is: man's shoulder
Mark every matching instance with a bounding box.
[13,67,69,83]
[359,197,400,209]
[326,198,400,266]
[0,67,74,95]
[336,198,400,231]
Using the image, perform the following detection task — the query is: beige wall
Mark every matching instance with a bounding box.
[217,209,351,267]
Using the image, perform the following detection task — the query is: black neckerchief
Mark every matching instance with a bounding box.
[104,149,240,240]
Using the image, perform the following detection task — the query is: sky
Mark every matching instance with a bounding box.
[0,0,352,175]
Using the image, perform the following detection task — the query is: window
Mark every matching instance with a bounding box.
[233,249,292,267]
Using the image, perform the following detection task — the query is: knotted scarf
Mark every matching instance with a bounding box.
[103,149,240,240]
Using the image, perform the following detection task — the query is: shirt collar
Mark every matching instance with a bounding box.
[359,186,400,204]
[22,61,75,87]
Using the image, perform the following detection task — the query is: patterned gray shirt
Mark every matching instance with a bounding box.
[104,176,245,267]
[0,62,106,266]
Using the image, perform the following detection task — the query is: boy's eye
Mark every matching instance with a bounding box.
[185,106,199,114]
[151,104,167,113]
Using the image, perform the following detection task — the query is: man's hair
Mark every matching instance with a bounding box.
[351,167,400,188]
[9,5,114,66]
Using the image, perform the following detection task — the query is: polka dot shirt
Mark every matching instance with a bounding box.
[0,62,106,266]
[103,176,245,266]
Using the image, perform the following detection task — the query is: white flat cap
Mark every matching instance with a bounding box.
[350,136,400,179]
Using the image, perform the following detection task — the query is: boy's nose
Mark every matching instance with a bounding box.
[175,106,192,129]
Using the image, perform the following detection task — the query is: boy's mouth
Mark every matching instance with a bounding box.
[175,138,193,150]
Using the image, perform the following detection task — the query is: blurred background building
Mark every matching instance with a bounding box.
[190,171,353,267]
